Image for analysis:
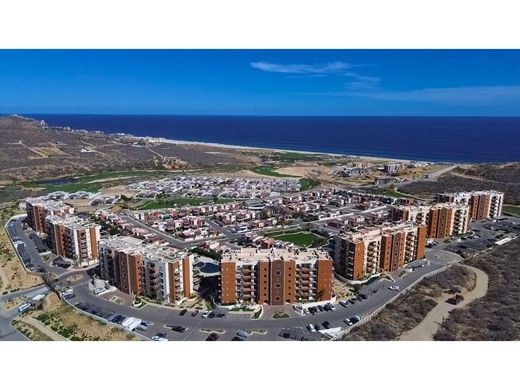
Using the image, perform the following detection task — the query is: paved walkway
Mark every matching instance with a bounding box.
[399,264,488,341]
[21,317,68,341]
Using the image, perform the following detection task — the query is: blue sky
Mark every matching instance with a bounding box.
[0,50,519,115]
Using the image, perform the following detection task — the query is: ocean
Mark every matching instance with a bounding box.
[26,115,520,163]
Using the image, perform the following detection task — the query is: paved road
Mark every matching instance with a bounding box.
[3,213,463,342]
[62,249,460,341]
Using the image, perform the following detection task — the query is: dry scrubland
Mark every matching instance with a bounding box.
[27,293,138,341]
[401,163,520,204]
[343,265,476,341]
[0,205,43,294]
[435,239,520,340]
[12,319,53,341]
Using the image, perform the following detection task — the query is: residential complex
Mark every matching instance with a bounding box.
[392,202,470,239]
[25,197,75,233]
[44,215,101,266]
[436,190,504,221]
[98,236,193,304]
[219,248,334,305]
[334,222,427,281]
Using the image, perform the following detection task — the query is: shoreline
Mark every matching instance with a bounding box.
[133,136,420,164]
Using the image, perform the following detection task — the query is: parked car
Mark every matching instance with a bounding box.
[317,305,324,312]
[359,293,368,300]
[350,315,361,324]
[208,312,216,318]
[339,300,349,307]
[152,333,168,341]
[343,318,352,326]
[202,311,210,318]
[191,309,199,317]
[93,287,106,296]
[348,298,356,305]
[322,321,331,329]
[306,324,316,332]
[388,285,400,291]
[170,325,188,333]
[237,330,251,339]
[179,309,188,316]
[206,332,219,341]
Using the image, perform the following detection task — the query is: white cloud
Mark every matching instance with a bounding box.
[250,61,352,74]
[348,85,520,104]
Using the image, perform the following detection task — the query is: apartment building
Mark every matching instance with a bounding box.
[142,252,193,304]
[98,237,193,303]
[334,222,427,281]
[25,197,74,233]
[436,190,504,221]
[220,248,333,305]
[392,202,470,239]
[44,215,101,266]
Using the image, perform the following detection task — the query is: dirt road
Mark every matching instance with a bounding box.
[399,264,488,341]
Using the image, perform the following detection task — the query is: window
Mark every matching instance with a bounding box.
[275,296,281,301]
[275,283,281,288]
[275,270,281,276]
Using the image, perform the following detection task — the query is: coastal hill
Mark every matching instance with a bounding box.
[0,115,260,185]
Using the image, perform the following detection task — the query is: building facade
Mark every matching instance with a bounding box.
[25,197,74,233]
[334,222,427,281]
[392,202,470,239]
[436,190,504,221]
[219,248,333,305]
[44,215,100,266]
[98,236,193,303]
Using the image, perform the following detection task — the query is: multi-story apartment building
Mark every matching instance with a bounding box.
[44,215,101,266]
[219,248,333,305]
[436,190,504,221]
[392,202,470,239]
[98,237,193,303]
[25,197,74,233]
[141,252,193,304]
[334,222,427,281]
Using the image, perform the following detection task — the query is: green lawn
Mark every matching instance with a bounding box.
[250,166,298,177]
[503,204,520,217]
[133,197,237,210]
[25,170,171,193]
[267,230,325,247]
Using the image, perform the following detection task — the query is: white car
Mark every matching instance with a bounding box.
[306,324,316,332]
[339,300,349,307]
[151,335,168,341]
[388,285,400,291]
[201,312,209,318]
[343,319,352,326]
[93,287,106,295]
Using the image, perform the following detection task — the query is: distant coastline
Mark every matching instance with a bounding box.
[21,114,520,163]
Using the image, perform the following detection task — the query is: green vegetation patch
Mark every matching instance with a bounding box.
[270,152,318,163]
[25,170,171,193]
[503,205,520,217]
[250,166,298,177]
[133,197,236,210]
[267,230,325,247]
[299,178,321,191]
[272,311,290,319]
